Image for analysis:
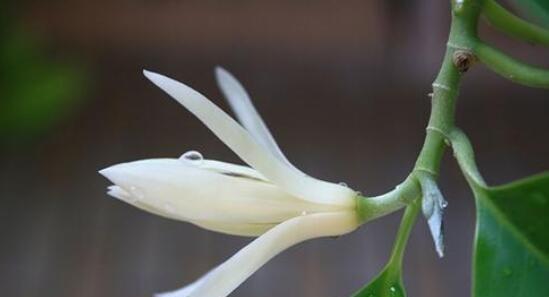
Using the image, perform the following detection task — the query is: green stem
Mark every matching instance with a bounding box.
[386,200,421,277]
[449,128,487,187]
[356,177,421,223]
[474,42,549,88]
[414,0,480,174]
[357,0,482,222]
[482,0,549,46]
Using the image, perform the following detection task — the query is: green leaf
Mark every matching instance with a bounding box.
[511,0,549,25]
[352,268,405,297]
[473,172,549,297]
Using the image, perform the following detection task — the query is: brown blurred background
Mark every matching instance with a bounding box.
[1,0,548,296]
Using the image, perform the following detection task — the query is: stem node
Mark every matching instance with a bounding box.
[452,50,476,73]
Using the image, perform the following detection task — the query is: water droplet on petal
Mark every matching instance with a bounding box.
[180,150,204,165]
[339,182,348,187]
[128,186,145,201]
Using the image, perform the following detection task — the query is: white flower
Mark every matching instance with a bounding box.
[99,67,359,297]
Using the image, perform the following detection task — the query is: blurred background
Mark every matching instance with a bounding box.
[1,0,548,296]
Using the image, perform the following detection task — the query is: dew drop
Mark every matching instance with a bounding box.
[339,182,348,187]
[128,186,145,201]
[440,200,449,208]
[180,150,204,165]
[390,286,396,292]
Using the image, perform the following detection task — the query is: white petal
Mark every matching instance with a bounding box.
[110,182,275,236]
[215,67,295,169]
[157,211,358,297]
[99,159,338,225]
[143,70,355,207]
[108,185,180,221]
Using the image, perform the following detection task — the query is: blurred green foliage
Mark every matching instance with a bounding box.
[512,0,549,25]
[0,3,86,147]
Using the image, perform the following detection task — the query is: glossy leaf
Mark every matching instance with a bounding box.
[352,268,405,297]
[473,172,549,297]
[352,202,420,297]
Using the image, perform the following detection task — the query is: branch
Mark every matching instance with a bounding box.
[474,42,549,88]
[449,128,486,187]
[482,0,549,46]
[356,176,421,223]
[386,200,420,272]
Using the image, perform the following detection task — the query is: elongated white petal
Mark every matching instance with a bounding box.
[143,70,355,207]
[100,159,338,225]
[215,67,295,169]
[108,185,180,220]
[157,211,358,297]
[109,185,274,237]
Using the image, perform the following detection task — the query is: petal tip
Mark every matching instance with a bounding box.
[106,184,138,204]
[98,165,123,183]
[98,164,132,189]
[98,167,113,180]
[143,69,163,82]
[214,65,229,78]
[214,66,236,89]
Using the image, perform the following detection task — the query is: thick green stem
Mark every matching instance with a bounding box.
[356,177,421,222]
[414,0,480,175]
[413,50,460,176]
[482,0,549,46]
[357,0,482,222]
